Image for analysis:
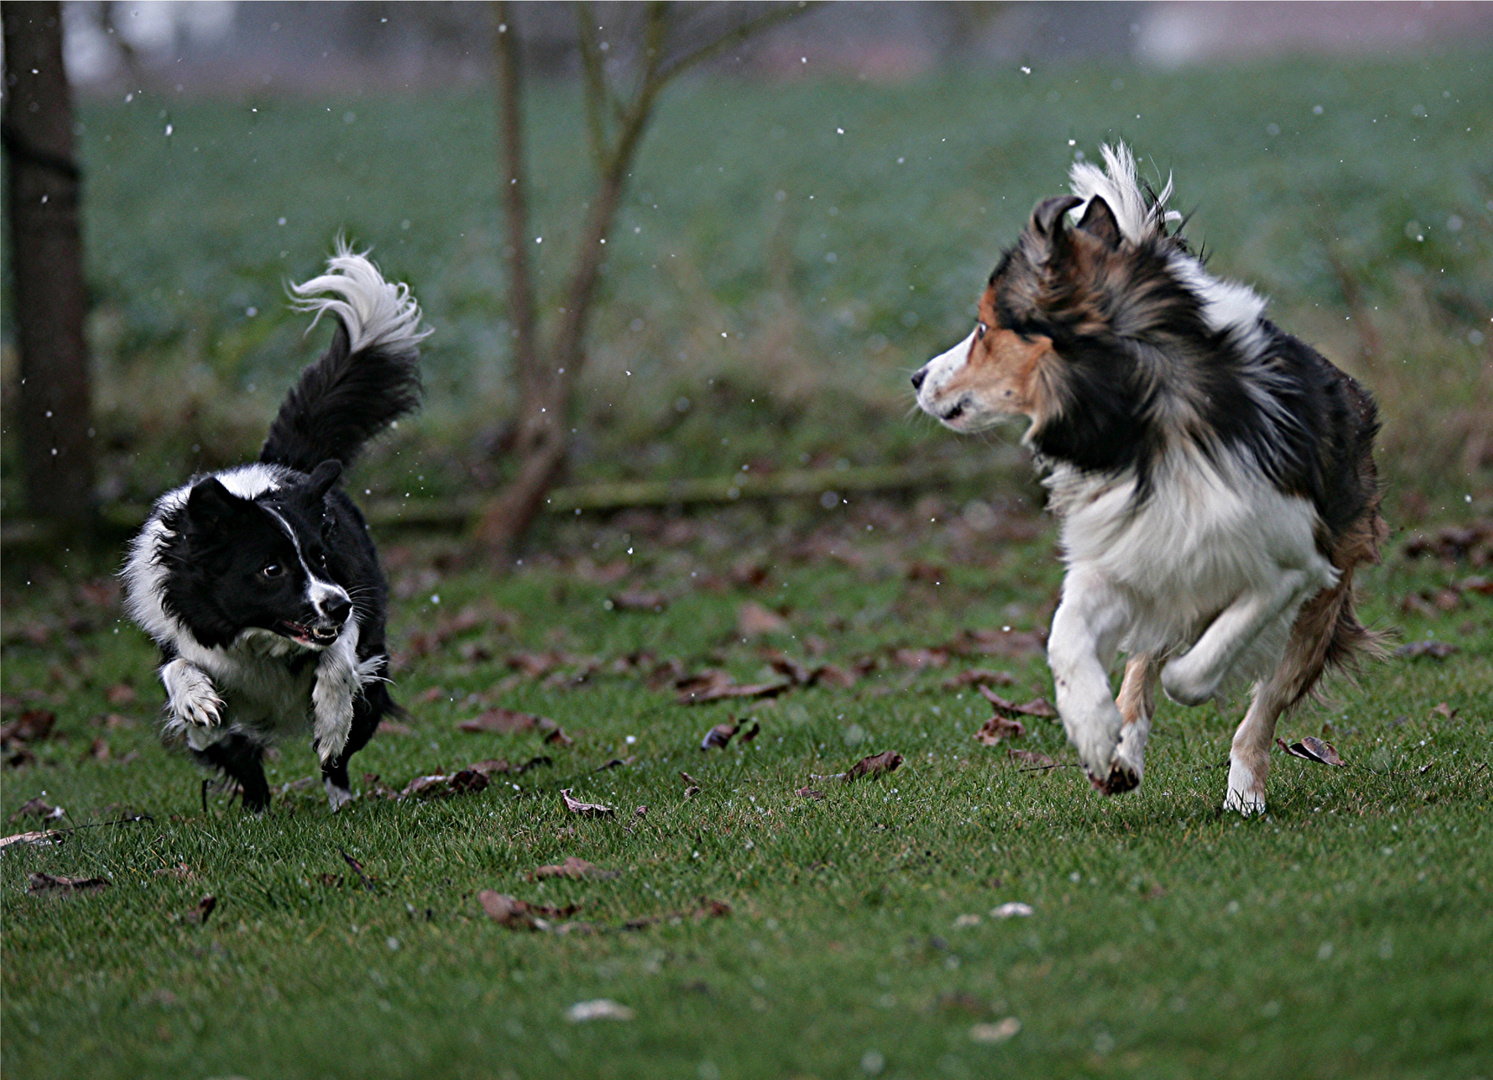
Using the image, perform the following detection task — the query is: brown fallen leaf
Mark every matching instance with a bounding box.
[377,719,414,736]
[340,847,377,891]
[846,750,903,782]
[679,771,701,787]
[1394,640,1459,660]
[1007,748,1058,768]
[478,890,580,929]
[701,721,739,751]
[943,668,1018,690]
[975,716,1026,745]
[951,627,1046,659]
[683,785,702,799]
[889,647,951,671]
[977,686,1058,718]
[459,707,551,735]
[28,872,109,894]
[609,589,669,613]
[1,709,57,747]
[737,601,789,637]
[154,863,195,881]
[1457,575,1493,595]
[10,797,64,822]
[1430,702,1459,720]
[0,830,61,850]
[594,756,636,772]
[104,683,137,707]
[796,787,826,800]
[185,895,217,925]
[634,805,648,818]
[623,898,732,930]
[86,737,112,762]
[741,720,761,744]
[675,670,791,705]
[399,768,490,799]
[560,789,614,817]
[529,857,619,882]
[1276,736,1346,766]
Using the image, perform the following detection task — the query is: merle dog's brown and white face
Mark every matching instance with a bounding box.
[162,461,354,652]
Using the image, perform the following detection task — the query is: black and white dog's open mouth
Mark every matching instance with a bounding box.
[278,621,342,647]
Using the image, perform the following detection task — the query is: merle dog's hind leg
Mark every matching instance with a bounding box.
[194,733,271,813]
[320,681,395,810]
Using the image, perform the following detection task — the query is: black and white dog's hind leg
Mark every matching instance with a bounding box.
[193,732,272,813]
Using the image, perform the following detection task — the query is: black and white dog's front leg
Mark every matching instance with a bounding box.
[1048,568,1132,787]
[160,657,224,735]
[311,623,387,810]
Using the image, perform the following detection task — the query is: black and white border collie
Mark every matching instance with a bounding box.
[913,144,1386,815]
[123,243,428,812]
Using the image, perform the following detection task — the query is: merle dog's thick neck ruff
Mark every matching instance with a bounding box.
[123,243,427,811]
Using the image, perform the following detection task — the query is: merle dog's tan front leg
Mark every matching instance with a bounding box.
[1048,569,1131,786]
[1103,653,1157,794]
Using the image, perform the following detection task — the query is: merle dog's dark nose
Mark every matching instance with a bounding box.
[911,368,928,391]
[323,596,352,625]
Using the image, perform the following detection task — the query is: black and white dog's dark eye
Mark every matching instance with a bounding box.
[260,563,285,580]
[976,321,988,340]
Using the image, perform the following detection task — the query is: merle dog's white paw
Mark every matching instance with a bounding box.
[1223,760,1267,816]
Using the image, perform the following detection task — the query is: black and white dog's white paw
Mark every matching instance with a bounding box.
[162,659,224,728]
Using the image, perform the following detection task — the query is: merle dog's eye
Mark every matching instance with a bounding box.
[260,563,285,580]
[976,321,988,340]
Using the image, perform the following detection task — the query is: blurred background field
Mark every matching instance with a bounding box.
[2,2,1490,532]
[4,6,1493,1079]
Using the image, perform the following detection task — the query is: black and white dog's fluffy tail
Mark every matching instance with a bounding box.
[262,241,428,473]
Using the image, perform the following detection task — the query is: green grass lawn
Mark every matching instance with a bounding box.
[3,499,1490,1079]
[4,45,1493,1080]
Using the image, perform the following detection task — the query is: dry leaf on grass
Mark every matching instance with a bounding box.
[477,891,580,930]
[609,589,669,613]
[737,602,789,636]
[1430,702,1459,720]
[741,720,761,744]
[0,830,61,850]
[675,670,791,705]
[560,789,614,817]
[567,999,635,1022]
[943,668,1017,690]
[377,719,414,736]
[623,898,732,930]
[796,787,826,800]
[9,797,64,822]
[977,686,1057,718]
[1394,640,1459,660]
[27,872,109,894]
[680,770,702,797]
[951,627,1047,659]
[974,716,1026,745]
[529,857,618,882]
[185,895,217,925]
[104,683,137,707]
[1276,736,1346,766]
[458,707,572,746]
[1007,748,1059,769]
[701,721,739,751]
[969,1017,1022,1044]
[399,768,490,800]
[845,751,903,782]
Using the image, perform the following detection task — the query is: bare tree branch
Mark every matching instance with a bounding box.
[657,1,814,83]
[574,4,610,168]
[492,2,541,424]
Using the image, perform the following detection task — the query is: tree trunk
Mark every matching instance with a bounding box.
[3,1,95,534]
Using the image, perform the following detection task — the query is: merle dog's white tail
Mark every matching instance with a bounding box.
[260,242,429,474]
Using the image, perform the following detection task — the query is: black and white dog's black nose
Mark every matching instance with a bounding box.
[321,596,352,625]
[910,368,928,391]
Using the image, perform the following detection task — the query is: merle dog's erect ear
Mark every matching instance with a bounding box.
[184,477,249,533]
[1076,196,1123,248]
[305,459,343,502]
[1030,195,1083,239]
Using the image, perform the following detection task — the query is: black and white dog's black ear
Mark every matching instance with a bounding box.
[1076,196,1123,249]
[184,477,249,533]
[305,459,343,502]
